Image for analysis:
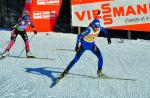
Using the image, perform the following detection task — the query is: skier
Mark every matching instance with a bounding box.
[59,19,111,78]
[0,15,37,57]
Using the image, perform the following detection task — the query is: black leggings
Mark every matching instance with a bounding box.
[6,29,30,53]
[11,29,28,42]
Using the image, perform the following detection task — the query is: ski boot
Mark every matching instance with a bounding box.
[26,51,35,58]
[1,50,9,57]
[97,69,106,77]
[51,69,69,86]
[0,50,9,59]
[59,69,69,79]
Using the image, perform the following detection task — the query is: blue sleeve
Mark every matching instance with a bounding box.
[100,26,109,38]
[76,27,91,45]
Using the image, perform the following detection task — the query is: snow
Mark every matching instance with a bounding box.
[0,30,150,98]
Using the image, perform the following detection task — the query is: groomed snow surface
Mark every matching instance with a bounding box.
[0,30,150,98]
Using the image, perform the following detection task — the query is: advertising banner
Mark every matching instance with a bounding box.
[23,0,62,32]
[71,0,150,32]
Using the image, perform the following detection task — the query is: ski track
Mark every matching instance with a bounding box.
[0,31,150,98]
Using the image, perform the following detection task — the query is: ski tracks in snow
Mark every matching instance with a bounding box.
[0,32,150,98]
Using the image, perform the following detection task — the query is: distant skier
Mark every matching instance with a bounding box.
[59,19,111,78]
[0,14,37,57]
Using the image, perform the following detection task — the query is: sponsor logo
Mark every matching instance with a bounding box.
[89,33,98,37]
[47,0,59,4]
[37,0,59,5]
[33,11,56,19]
[74,1,150,25]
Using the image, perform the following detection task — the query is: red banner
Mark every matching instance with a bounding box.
[23,0,62,32]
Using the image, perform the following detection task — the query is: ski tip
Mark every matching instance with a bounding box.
[0,56,6,60]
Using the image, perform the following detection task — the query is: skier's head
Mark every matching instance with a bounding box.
[23,15,30,23]
[91,19,100,31]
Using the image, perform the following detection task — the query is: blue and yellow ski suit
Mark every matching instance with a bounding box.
[66,23,110,71]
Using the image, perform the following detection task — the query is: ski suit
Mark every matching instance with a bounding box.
[66,24,110,71]
[6,15,36,53]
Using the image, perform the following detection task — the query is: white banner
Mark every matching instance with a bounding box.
[72,0,150,31]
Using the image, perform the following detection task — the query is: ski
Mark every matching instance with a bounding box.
[0,52,9,60]
[53,49,75,52]
[63,72,136,81]
[8,55,54,60]
[27,56,36,58]
[50,73,136,88]
[0,55,6,60]
[50,71,136,88]
[87,75,136,81]
[50,70,68,88]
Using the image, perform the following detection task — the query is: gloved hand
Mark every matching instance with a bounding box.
[34,31,37,34]
[75,44,80,52]
[11,25,16,30]
[107,38,111,44]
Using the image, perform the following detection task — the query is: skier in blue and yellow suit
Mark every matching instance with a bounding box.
[60,19,111,78]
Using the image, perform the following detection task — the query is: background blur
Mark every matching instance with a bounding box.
[0,0,150,40]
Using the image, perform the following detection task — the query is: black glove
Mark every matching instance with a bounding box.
[75,44,80,52]
[11,25,16,30]
[107,37,111,44]
[34,31,37,34]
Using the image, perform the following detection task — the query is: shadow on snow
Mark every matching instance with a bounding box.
[24,67,137,88]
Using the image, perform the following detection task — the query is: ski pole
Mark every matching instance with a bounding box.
[18,34,35,56]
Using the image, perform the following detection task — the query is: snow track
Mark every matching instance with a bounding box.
[0,31,150,98]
